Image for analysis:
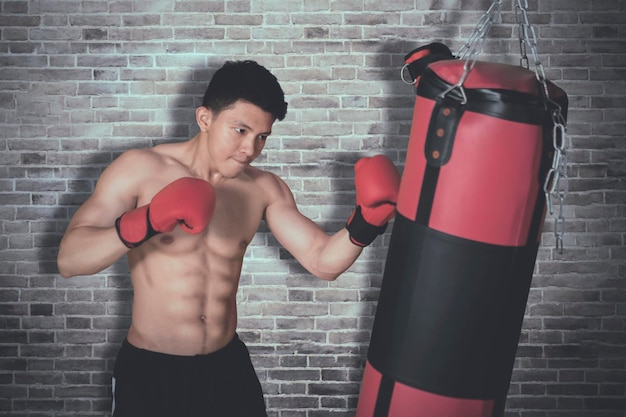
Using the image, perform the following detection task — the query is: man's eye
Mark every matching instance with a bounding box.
[258,135,268,141]
[235,128,245,134]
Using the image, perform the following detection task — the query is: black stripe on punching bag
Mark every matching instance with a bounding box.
[415,96,463,225]
[415,164,439,225]
[373,375,395,417]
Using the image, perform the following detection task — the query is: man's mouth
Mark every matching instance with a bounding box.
[232,157,250,166]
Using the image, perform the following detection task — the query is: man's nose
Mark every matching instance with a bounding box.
[239,135,256,156]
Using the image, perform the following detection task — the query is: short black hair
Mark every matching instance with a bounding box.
[202,60,288,121]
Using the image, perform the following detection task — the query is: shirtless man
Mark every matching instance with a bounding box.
[57,60,400,417]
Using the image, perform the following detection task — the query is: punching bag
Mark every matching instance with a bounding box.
[355,41,568,417]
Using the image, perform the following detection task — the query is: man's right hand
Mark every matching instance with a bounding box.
[115,177,216,248]
[346,155,400,247]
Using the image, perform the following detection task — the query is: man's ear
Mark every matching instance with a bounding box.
[196,106,213,131]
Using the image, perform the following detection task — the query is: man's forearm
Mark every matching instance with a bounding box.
[57,226,128,278]
[311,229,363,281]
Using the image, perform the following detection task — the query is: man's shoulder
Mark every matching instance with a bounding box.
[244,166,294,203]
[115,146,170,169]
[120,145,163,159]
[99,147,179,189]
[245,166,284,187]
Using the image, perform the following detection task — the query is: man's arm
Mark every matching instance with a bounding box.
[57,206,133,278]
[265,155,400,281]
[58,151,217,278]
[57,150,144,278]
[264,176,363,281]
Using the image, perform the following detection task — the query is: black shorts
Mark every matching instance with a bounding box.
[112,334,267,417]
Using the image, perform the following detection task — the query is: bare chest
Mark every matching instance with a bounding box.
[141,182,266,260]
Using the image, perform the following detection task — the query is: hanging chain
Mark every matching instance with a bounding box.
[514,0,549,97]
[441,0,503,103]
[457,0,503,63]
[515,0,568,254]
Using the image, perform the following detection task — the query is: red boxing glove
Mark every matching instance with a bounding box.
[115,177,216,248]
[346,155,400,247]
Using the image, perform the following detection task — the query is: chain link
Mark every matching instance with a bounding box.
[457,0,502,63]
[515,0,569,254]
[441,0,503,104]
[514,0,549,98]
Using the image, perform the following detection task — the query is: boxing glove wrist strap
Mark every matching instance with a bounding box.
[115,205,159,249]
[346,206,388,247]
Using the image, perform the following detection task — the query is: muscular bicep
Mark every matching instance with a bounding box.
[263,176,330,270]
[65,151,143,231]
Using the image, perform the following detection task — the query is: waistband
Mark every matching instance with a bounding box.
[119,333,243,365]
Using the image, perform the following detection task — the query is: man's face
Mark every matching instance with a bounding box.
[203,100,275,178]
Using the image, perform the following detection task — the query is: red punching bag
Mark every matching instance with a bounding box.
[356,4,568,417]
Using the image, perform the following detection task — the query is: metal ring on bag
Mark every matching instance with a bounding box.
[400,63,415,85]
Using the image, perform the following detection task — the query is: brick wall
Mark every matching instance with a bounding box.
[1,0,624,416]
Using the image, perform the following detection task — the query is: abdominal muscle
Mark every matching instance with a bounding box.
[124,230,245,356]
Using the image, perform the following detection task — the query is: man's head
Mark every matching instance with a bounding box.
[202,60,288,121]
